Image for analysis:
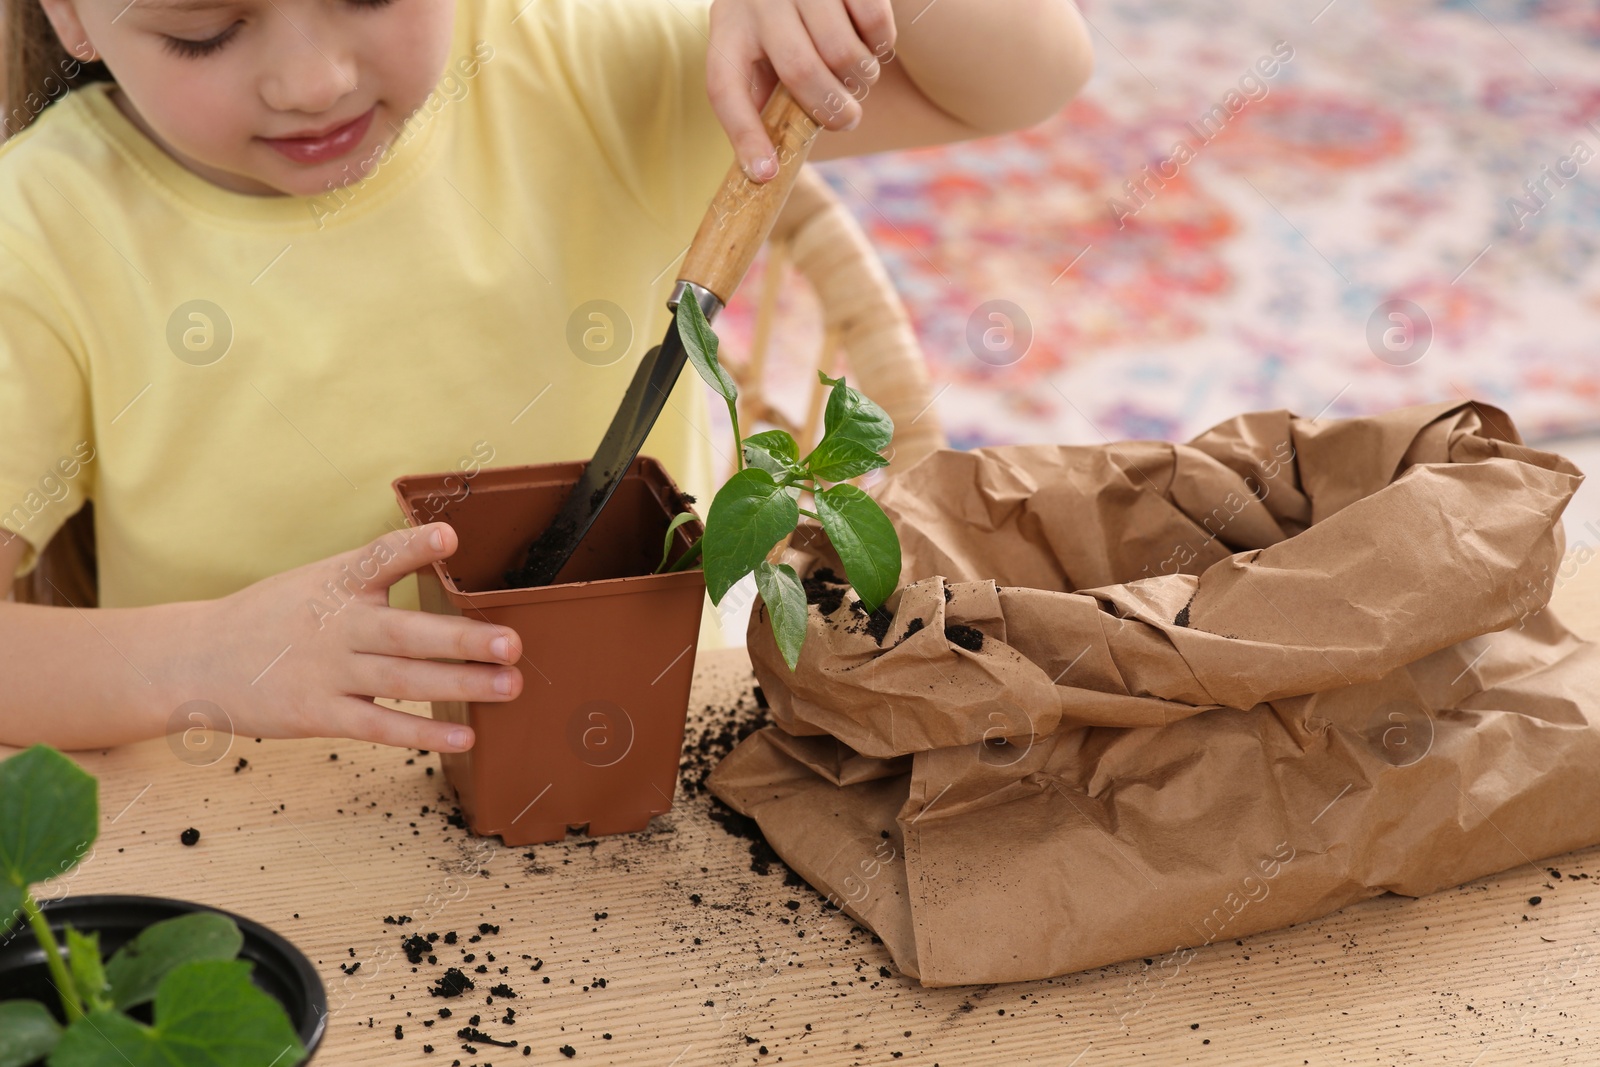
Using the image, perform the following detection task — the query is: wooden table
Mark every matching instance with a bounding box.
[12,565,1600,1066]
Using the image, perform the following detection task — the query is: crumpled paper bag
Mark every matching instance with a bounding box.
[708,400,1598,987]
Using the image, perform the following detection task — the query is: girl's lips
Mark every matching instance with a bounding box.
[260,107,376,165]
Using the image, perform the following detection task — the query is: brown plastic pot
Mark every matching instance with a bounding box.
[393,457,705,846]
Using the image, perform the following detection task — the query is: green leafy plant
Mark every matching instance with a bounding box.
[0,746,306,1067]
[662,297,902,670]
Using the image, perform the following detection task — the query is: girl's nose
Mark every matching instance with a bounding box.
[257,14,359,115]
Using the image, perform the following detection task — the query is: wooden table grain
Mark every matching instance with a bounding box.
[9,564,1600,1066]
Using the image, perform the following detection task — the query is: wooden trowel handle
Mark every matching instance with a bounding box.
[679,85,822,308]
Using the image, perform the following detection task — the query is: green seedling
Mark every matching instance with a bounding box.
[0,746,306,1067]
[662,296,902,670]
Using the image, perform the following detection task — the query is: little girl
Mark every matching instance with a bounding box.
[0,0,1091,753]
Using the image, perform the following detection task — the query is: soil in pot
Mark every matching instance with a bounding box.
[393,457,706,848]
[0,895,326,1059]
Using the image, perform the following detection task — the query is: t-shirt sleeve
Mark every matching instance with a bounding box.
[489,0,735,238]
[0,239,94,577]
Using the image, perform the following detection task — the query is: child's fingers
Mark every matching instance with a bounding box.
[345,652,523,706]
[347,607,521,666]
[795,0,880,126]
[347,522,457,593]
[706,29,780,180]
[760,3,862,134]
[333,696,476,753]
[842,0,896,56]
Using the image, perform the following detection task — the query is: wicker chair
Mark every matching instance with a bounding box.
[9,166,945,608]
[723,166,945,480]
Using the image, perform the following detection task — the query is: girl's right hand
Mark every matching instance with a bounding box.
[185,522,521,753]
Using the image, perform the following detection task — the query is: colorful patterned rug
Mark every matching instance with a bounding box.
[719,0,1600,450]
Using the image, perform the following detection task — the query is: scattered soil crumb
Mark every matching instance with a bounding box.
[944,624,985,652]
[679,691,771,797]
[428,968,475,998]
[678,685,798,879]
[401,934,430,964]
[896,618,926,645]
[458,1026,517,1048]
[708,801,790,879]
[1174,594,1195,628]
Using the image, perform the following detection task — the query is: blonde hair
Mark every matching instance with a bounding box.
[4,0,111,139]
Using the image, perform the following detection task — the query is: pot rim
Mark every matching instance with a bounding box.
[392,455,706,608]
[16,893,327,1053]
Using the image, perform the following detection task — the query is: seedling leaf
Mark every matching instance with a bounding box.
[656,512,701,574]
[742,430,801,479]
[754,562,807,670]
[820,375,893,454]
[804,436,890,483]
[103,912,244,1011]
[0,746,97,934]
[815,485,901,614]
[703,469,800,604]
[666,538,704,573]
[49,960,306,1067]
[0,1000,62,1067]
[676,294,737,403]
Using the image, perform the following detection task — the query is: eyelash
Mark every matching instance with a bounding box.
[161,0,399,59]
[162,21,241,58]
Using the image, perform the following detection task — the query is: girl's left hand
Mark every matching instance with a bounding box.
[707,0,896,181]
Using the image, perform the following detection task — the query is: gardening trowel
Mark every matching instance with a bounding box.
[510,85,822,588]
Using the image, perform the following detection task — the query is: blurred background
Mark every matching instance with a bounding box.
[719,0,1600,541]
[2,0,1594,632]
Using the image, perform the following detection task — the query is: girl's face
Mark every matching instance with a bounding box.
[41,0,456,196]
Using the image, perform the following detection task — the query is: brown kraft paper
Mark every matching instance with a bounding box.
[708,400,1599,988]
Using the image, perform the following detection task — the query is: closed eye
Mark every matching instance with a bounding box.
[158,0,398,60]
[162,20,242,58]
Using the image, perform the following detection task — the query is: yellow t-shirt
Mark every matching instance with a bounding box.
[0,0,732,611]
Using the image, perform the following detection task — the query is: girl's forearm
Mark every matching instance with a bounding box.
[0,600,200,750]
[889,0,1094,133]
